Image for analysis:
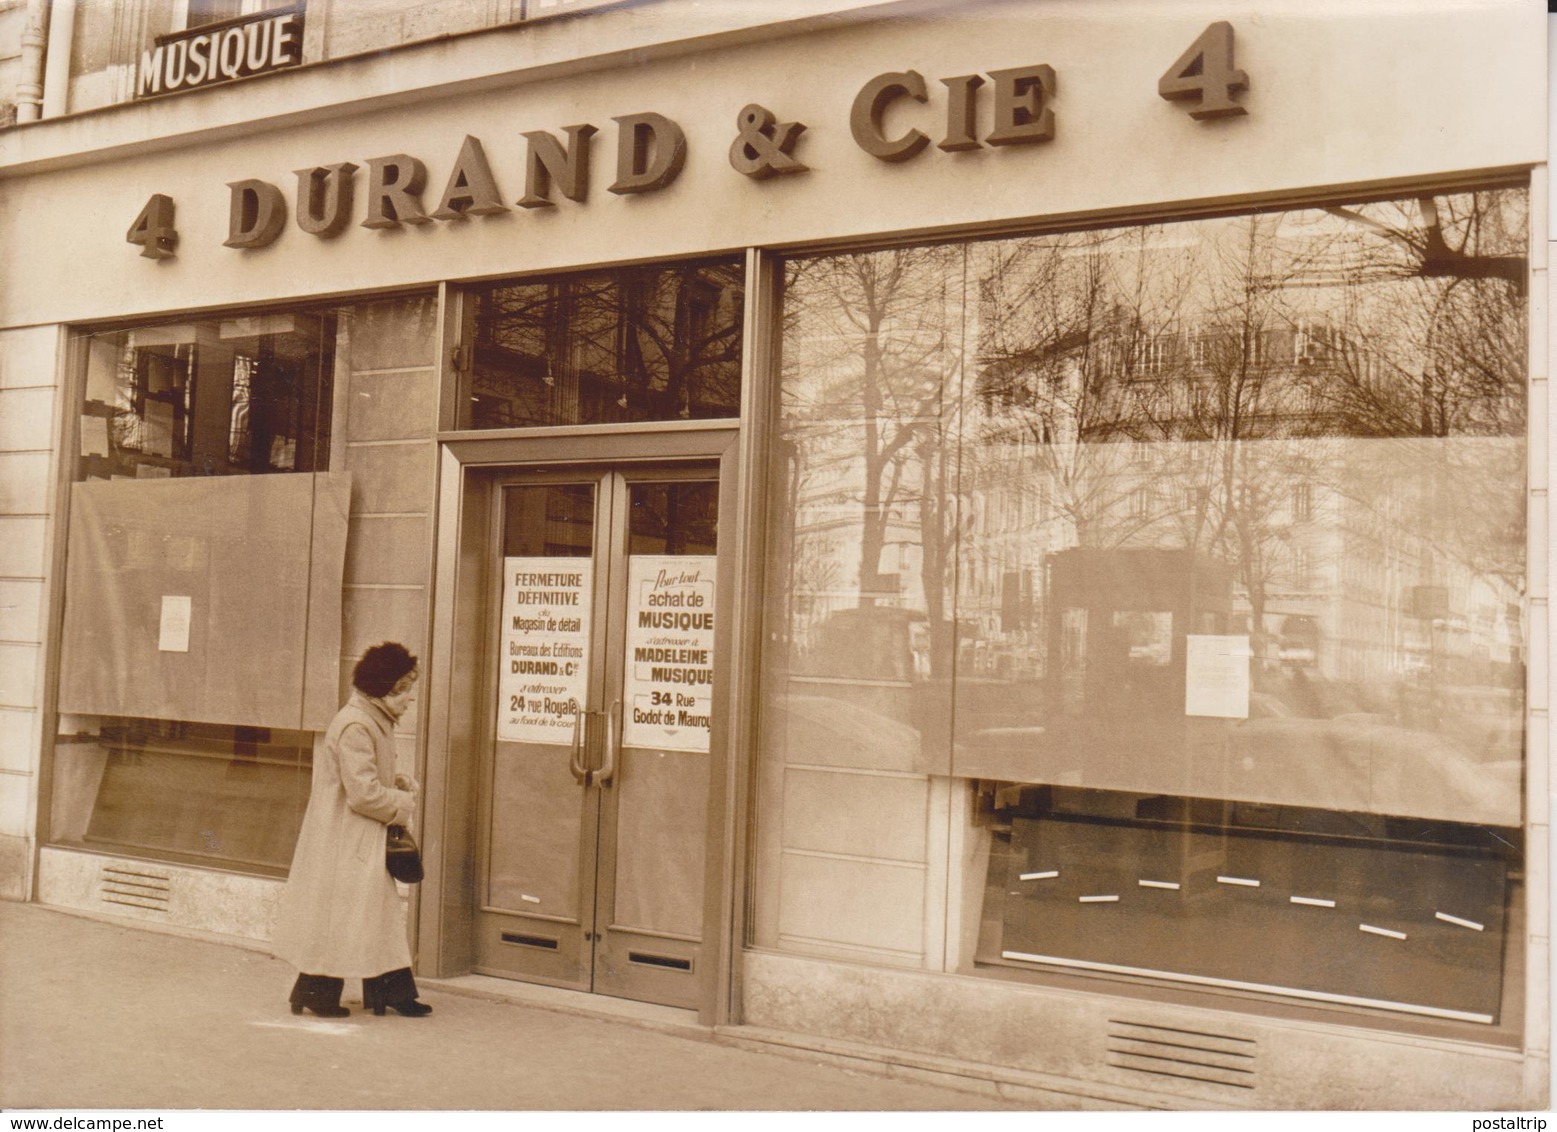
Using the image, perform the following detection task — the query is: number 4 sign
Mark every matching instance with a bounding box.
[127,193,179,259]
[1159,22,1250,120]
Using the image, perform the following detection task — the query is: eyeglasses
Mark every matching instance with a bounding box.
[390,671,419,696]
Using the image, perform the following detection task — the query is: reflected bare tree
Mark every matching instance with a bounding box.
[782,246,965,633]
[971,188,1526,681]
[971,214,1318,651]
[774,187,1526,726]
[470,263,743,427]
[1304,191,1527,595]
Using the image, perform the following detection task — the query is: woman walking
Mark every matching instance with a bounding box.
[271,642,433,1018]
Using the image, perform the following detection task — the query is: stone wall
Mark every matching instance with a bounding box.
[334,294,441,783]
[0,325,61,900]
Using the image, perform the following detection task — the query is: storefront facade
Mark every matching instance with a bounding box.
[0,0,1547,1109]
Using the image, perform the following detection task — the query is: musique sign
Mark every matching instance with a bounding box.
[136,6,304,99]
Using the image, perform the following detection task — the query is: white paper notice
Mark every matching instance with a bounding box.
[497,558,592,745]
[623,555,716,753]
[158,595,192,653]
[1184,634,1251,719]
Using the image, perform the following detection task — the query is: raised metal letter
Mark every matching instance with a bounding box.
[850,71,930,163]
[984,65,1055,146]
[519,124,597,208]
[224,180,286,249]
[608,113,687,195]
[431,136,509,221]
[294,162,358,238]
[361,154,431,228]
[938,74,984,152]
[728,104,808,179]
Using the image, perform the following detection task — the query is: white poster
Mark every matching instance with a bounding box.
[158,595,191,653]
[1184,634,1252,719]
[497,557,592,745]
[623,555,717,753]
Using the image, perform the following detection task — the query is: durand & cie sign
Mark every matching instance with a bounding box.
[124,23,1248,260]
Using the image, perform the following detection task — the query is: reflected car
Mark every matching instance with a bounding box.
[951,690,1520,829]
[1207,692,1519,828]
[766,691,930,774]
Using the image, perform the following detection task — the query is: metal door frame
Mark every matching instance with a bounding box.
[471,464,616,994]
[418,421,742,1021]
[591,463,724,1004]
[471,460,722,1003]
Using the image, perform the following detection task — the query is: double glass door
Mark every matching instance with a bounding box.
[474,464,718,1009]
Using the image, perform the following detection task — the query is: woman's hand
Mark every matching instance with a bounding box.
[394,773,420,794]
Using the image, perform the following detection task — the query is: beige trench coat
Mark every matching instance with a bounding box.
[271,691,417,977]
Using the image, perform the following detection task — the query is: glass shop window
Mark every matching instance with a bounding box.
[458,258,743,429]
[51,717,312,875]
[77,311,335,481]
[753,186,1529,1037]
[54,303,352,877]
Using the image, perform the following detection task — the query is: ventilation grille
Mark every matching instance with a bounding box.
[1106,1019,1257,1092]
[99,865,172,914]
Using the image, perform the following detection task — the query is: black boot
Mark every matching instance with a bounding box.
[289,973,349,1018]
[363,967,432,1017]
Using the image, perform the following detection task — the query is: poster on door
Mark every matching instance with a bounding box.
[623,555,717,753]
[497,557,592,745]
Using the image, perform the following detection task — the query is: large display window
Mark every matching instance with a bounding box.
[752,186,1528,1030]
[51,304,362,876]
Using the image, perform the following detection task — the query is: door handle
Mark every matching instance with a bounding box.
[568,707,589,785]
[595,701,620,785]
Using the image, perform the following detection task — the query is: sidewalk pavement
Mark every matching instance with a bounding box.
[0,901,1027,1112]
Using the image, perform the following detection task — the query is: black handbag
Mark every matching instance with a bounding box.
[385,824,424,884]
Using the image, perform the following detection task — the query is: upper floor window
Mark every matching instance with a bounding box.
[183,0,295,29]
[185,0,245,27]
[527,0,631,17]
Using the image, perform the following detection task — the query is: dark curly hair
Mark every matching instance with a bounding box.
[352,642,419,698]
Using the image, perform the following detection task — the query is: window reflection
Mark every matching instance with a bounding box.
[80,313,335,480]
[756,188,1527,1023]
[464,260,743,428]
[502,484,595,557]
[51,717,313,875]
[629,482,718,556]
